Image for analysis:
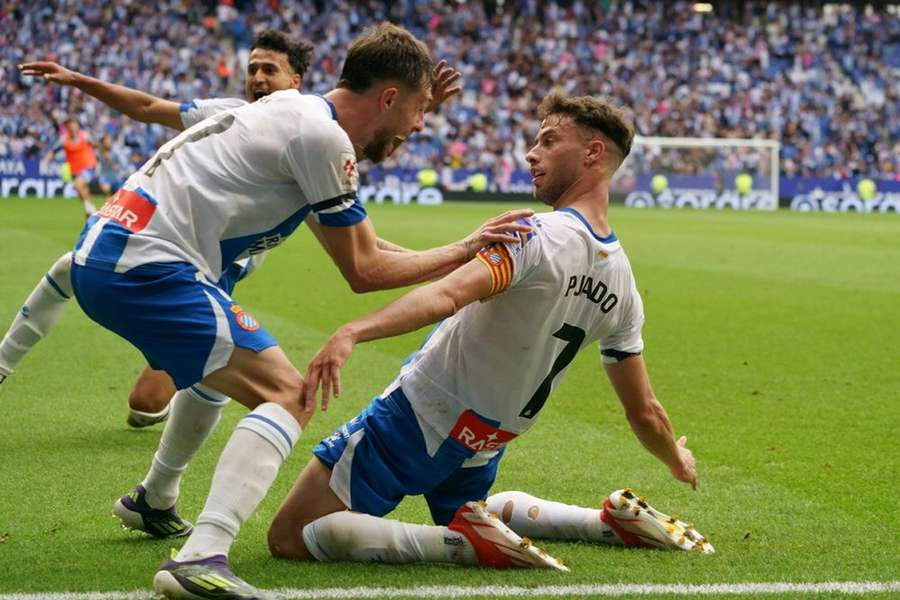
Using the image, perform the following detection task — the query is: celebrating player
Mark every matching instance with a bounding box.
[265,91,712,573]
[4,31,316,426]
[42,117,100,218]
[60,22,528,599]
[2,30,316,426]
[3,30,464,430]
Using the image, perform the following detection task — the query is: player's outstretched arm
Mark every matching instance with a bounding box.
[18,62,185,131]
[303,257,494,411]
[604,356,698,489]
[313,209,532,293]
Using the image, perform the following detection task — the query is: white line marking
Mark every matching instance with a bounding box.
[2,582,899,599]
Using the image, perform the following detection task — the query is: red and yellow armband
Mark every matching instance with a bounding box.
[476,243,513,296]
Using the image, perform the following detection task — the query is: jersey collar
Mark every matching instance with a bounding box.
[316,94,339,121]
[557,207,617,243]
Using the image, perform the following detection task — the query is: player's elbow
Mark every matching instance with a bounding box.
[625,398,664,431]
[345,271,378,293]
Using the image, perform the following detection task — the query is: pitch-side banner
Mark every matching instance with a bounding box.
[2,160,898,213]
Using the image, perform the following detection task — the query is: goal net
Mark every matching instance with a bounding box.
[612,137,781,211]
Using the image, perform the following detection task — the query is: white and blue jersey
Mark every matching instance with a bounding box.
[74,89,364,281]
[314,208,646,523]
[70,90,365,389]
[179,97,247,130]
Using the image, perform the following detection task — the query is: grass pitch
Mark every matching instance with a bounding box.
[0,197,898,598]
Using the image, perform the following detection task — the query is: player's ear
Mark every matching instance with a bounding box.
[378,86,400,112]
[585,138,605,166]
[292,73,302,89]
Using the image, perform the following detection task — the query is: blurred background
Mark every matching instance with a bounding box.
[1,0,898,211]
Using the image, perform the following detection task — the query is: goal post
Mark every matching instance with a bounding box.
[612,136,781,211]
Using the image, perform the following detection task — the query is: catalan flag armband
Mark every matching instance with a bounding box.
[476,243,513,296]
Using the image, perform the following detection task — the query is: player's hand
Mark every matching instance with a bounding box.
[303,327,355,413]
[670,435,698,490]
[18,61,80,86]
[426,60,462,113]
[461,208,535,258]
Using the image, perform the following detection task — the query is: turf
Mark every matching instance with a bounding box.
[0,198,897,598]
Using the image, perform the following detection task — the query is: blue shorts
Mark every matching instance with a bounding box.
[74,167,98,183]
[313,387,505,526]
[70,261,276,389]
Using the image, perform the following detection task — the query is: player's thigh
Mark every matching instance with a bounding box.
[201,345,306,422]
[268,457,347,560]
[71,262,284,400]
[129,366,176,412]
[72,175,90,194]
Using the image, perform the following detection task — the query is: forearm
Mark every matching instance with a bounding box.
[354,243,467,291]
[375,237,413,253]
[69,73,182,129]
[344,283,457,344]
[627,399,682,470]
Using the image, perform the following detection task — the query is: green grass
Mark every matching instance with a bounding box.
[0,198,898,598]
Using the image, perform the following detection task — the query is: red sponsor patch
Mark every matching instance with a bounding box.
[343,158,356,179]
[230,304,260,331]
[449,410,517,453]
[97,189,156,233]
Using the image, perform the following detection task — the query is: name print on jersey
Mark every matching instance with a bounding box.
[564,274,618,313]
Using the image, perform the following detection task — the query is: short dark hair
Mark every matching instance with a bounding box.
[337,22,434,93]
[538,91,635,158]
[251,29,314,78]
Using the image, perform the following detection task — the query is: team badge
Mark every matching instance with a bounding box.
[230,304,260,331]
[339,151,359,188]
[343,158,356,179]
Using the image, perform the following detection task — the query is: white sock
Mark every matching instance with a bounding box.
[485,491,622,545]
[176,402,301,561]
[0,253,73,376]
[141,384,228,509]
[302,511,476,565]
[83,198,97,215]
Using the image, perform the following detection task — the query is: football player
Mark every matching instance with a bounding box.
[4,29,462,430]
[59,22,529,599]
[265,91,713,572]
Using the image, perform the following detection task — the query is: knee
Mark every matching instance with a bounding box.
[47,253,74,297]
[128,371,174,413]
[267,517,313,561]
[263,368,305,418]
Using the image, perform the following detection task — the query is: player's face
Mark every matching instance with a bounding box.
[65,121,80,136]
[364,82,431,164]
[525,116,586,205]
[244,49,300,102]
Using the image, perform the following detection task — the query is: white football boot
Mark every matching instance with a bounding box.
[601,488,714,553]
[449,500,569,571]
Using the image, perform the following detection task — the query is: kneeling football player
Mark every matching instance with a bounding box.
[266,92,713,570]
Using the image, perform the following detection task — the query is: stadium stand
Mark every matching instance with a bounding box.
[1,1,897,185]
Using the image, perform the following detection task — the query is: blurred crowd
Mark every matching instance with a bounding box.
[1,0,897,186]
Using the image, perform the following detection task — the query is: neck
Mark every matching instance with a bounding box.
[325,88,374,160]
[552,172,612,237]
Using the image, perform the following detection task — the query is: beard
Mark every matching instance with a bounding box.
[533,178,564,206]
[363,126,405,164]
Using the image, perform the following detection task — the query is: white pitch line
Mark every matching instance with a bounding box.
[2,582,899,599]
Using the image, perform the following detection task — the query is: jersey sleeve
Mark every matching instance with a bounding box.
[475,216,543,297]
[598,280,645,363]
[282,124,367,228]
[179,98,247,129]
